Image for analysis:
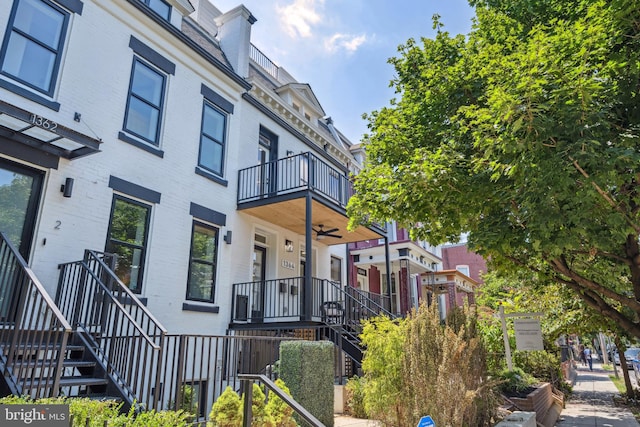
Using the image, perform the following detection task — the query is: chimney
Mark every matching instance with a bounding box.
[214,5,256,78]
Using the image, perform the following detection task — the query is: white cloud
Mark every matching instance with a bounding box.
[324,33,368,54]
[277,0,324,38]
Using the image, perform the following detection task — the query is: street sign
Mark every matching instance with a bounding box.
[417,415,435,427]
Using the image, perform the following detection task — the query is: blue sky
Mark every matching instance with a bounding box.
[210,0,476,144]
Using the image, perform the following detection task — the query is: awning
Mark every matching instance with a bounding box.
[0,100,101,160]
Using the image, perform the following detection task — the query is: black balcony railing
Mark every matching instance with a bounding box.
[237,152,354,207]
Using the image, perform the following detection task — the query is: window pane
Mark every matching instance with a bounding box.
[14,0,64,49]
[192,225,217,260]
[125,96,160,142]
[0,169,33,248]
[188,262,213,300]
[131,61,163,106]
[110,199,148,246]
[199,135,223,174]
[107,198,150,293]
[202,105,225,141]
[187,223,218,302]
[148,0,170,20]
[111,245,144,292]
[2,32,55,91]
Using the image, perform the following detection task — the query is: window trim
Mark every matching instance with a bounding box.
[0,0,70,97]
[186,220,219,303]
[197,101,227,177]
[105,195,152,294]
[122,57,166,146]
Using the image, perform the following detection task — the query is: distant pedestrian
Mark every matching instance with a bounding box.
[579,345,587,366]
[584,347,593,371]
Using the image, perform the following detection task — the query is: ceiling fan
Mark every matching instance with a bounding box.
[313,224,342,239]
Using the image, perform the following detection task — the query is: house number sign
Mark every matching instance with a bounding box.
[281,260,295,270]
[30,114,58,131]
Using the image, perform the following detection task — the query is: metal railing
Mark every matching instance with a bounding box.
[237,152,354,208]
[250,43,279,80]
[232,276,351,323]
[239,374,324,427]
[56,250,166,409]
[0,232,72,398]
[159,334,293,419]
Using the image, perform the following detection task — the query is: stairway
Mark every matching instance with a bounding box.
[13,333,109,397]
[321,282,397,369]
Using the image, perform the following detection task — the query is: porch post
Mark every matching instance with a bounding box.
[384,236,391,307]
[304,192,313,321]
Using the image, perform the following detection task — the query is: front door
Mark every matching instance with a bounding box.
[0,159,43,259]
[252,245,266,320]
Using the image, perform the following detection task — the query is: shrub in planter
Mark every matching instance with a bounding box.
[496,367,538,397]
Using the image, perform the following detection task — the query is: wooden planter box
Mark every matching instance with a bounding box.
[509,383,563,427]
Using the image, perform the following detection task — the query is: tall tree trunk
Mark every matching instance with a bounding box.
[614,336,634,398]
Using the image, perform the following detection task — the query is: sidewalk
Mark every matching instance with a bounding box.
[555,361,639,426]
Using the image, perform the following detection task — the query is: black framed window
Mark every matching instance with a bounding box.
[180,380,207,419]
[140,0,170,20]
[105,196,151,293]
[0,0,69,95]
[198,102,227,176]
[186,221,219,302]
[123,58,166,145]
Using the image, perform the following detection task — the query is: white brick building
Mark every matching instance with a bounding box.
[0,0,389,413]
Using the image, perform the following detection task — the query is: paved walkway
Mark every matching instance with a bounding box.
[555,361,639,427]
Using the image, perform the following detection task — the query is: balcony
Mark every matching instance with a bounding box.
[237,152,384,244]
[230,277,391,327]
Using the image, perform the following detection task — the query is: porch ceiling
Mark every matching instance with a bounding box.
[240,197,383,244]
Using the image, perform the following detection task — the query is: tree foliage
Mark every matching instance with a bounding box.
[348,0,640,338]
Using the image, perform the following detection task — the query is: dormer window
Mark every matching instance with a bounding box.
[304,112,311,121]
[139,0,171,20]
[292,102,300,112]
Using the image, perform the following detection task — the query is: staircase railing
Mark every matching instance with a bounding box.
[239,374,325,427]
[0,232,72,398]
[56,250,166,409]
[323,281,395,333]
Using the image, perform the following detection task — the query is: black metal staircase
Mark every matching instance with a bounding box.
[320,281,396,369]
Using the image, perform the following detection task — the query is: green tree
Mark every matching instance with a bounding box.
[348,0,640,338]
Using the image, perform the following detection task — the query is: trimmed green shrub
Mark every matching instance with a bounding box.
[249,383,275,427]
[265,379,297,427]
[209,386,242,427]
[279,340,334,426]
